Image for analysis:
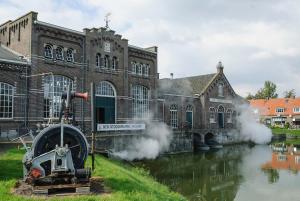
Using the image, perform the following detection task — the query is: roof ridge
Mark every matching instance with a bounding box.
[171,73,216,80]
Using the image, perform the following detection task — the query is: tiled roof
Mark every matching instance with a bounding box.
[250,97,300,116]
[158,73,216,96]
[0,45,26,63]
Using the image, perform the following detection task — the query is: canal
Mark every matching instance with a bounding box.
[135,145,300,201]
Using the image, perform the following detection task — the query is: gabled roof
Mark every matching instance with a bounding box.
[0,45,28,64]
[158,73,217,96]
[250,97,300,116]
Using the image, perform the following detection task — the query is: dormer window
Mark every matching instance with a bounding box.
[276,108,285,113]
[55,46,63,60]
[44,44,53,59]
[66,48,74,62]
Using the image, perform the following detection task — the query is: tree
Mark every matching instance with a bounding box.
[283,89,296,98]
[247,81,278,100]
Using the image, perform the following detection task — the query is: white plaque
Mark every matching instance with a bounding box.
[97,124,145,131]
[104,42,111,52]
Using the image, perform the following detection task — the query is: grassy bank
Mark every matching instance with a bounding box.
[0,149,186,201]
[272,128,300,136]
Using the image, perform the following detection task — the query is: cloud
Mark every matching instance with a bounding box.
[0,0,300,97]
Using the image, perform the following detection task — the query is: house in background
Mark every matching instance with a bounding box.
[250,98,300,128]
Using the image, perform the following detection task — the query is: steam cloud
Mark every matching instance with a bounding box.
[235,103,272,144]
[113,114,173,161]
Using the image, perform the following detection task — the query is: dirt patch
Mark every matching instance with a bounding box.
[13,177,110,197]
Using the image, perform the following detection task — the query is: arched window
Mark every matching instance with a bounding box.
[218,105,225,113]
[66,48,74,62]
[137,63,142,75]
[44,44,53,58]
[112,57,117,70]
[55,46,64,60]
[218,105,225,128]
[186,105,193,128]
[170,104,178,129]
[145,64,150,77]
[43,75,74,118]
[96,81,116,97]
[132,85,149,118]
[218,83,224,97]
[96,53,101,68]
[104,55,109,69]
[226,109,232,123]
[131,61,136,74]
[209,107,216,123]
[0,82,14,118]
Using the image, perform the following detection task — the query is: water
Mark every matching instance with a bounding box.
[136,145,300,201]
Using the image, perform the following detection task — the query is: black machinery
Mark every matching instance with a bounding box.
[21,87,91,186]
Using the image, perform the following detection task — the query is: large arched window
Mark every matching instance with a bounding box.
[43,75,74,118]
[209,107,216,123]
[96,53,101,68]
[0,82,14,119]
[95,81,116,123]
[170,104,178,129]
[55,46,64,60]
[186,105,193,128]
[66,48,74,62]
[132,85,149,118]
[44,44,53,59]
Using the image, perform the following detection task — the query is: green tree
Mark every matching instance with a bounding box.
[251,81,278,99]
[283,89,296,98]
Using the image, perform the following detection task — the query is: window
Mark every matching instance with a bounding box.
[226,109,232,123]
[276,108,285,113]
[277,154,287,161]
[66,48,74,62]
[96,53,101,68]
[112,57,117,70]
[145,64,150,77]
[131,61,136,74]
[137,64,142,75]
[96,81,115,97]
[43,75,74,118]
[0,82,14,119]
[218,83,224,97]
[44,44,53,58]
[104,55,109,69]
[55,46,64,60]
[209,107,216,123]
[293,107,300,113]
[170,104,178,129]
[132,85,149,118]
[186,105,193,128]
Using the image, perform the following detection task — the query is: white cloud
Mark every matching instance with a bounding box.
[0,0,300,97]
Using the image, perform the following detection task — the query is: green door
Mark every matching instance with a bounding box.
[186,111,193,128]
[95,96,115,124]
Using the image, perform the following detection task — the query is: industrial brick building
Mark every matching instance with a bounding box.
[0,11,243,146]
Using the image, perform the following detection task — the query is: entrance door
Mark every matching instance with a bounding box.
[218,112,224,128]
[95,96,115,124]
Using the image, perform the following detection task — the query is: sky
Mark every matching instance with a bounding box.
[0,0,299,97]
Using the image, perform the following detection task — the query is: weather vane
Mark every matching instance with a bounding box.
[105,12,111,29]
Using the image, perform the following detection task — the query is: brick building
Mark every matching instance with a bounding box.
[0,11,158,134]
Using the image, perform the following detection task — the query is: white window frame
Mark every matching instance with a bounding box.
[293,107,300,113]
[132,85,149,118]
[112,57,117,70]
[170,104,178,129]
[226,109,232,123]
[131,61,136,74]
[145,64,150,77]
[0,82,14,119]
[44,44,53,59]
[104,55,109,69]
[276,107,285,113]
[66,48,74,62]
[96,81,116,97]
[137,63,142,75]
[96,53,101,68]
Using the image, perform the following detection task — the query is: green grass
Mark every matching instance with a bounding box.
[272,128,300,135]
[0,149,186,201]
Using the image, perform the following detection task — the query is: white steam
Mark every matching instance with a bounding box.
[113,115,173,161]
[235,104,272,144]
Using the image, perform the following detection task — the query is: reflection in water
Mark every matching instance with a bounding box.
[137,145,300,201]
[136,146,249,201]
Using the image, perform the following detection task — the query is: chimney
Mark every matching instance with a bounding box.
[170,73,174,79]
[217,61,224,73]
